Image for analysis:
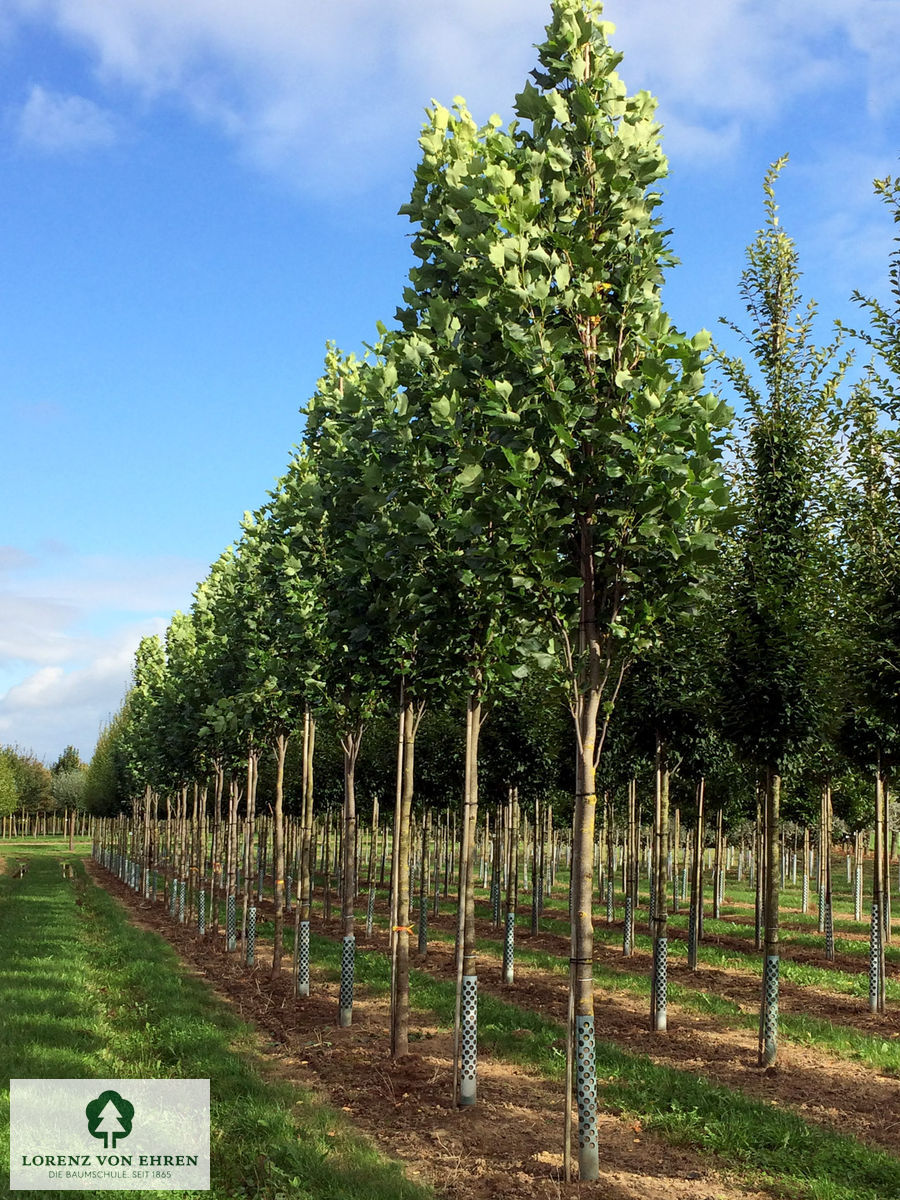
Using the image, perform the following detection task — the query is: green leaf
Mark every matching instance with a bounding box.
[455,463,484,491]
[515,81,546,121]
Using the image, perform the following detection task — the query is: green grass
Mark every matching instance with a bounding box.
[50,847,900,1198]
[302,931,900,1200]
[362,912,900,1075]
[218,877,900,1073]
[0,847,432,1200]
[664,910,900,967]
[499,901,900,1002]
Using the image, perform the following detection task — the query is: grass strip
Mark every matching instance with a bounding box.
[511,905,900,1002]
[437,925,900,1075]
[0,848,432,1200]
[665,912,900,966]
[215,888,900,1073]
[300,933,900,1200]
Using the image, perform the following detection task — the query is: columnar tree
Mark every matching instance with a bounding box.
[837,390,900,1009]
[230,509,324,975]
[846,174,900,414]
[397,1,731,1170]
[393,1,731,1166]
[0,752,19,820]
[260,453,328,998]
[716,158,849,1063]
[84,704,135,818]
[303,350,401,1027]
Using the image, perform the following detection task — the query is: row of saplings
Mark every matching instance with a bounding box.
[91,778,892,1148]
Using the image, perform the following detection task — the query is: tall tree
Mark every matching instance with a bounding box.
[716,157,849,1063]
[3,748,53,813]
[0,752,18,818]
[83,706,134,817]
[845,173,900,415]
[397,1,731,1172]
[52,745,85,775]
[836,388,900,1009]
[51,768,87,812]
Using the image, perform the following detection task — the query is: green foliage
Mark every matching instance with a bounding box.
[50,766,87,811]
[260,429,376,741]
[0,751,18,817]
[716,158,849,771]
[395,0,731,736]
[83,707,133,816]
[121,635,171,792]
[836,362,900,772]
[191,548,253,769]
[1,746,53,812]
[479,674,571,810]
[844,173,900,416]
[51,744,84,774]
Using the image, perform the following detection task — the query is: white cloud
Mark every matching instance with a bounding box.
[661,114,741,164]
[788,145,900,304]
[0,546,201,760]
[843,0,900,117]
[17,83,118,152]
[5,0,895,183]
[0,593,81,667]
[0,629,154,759]
[0,545,37,573]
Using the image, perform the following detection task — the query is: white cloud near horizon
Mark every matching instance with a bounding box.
[16,83,118,152]
[0,628,160,762]
[0,546,203,761]
[7,0,899,185]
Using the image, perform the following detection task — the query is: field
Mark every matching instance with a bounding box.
[2,839,899,1200]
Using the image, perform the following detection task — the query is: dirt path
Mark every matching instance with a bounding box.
[525,898,899,989]
[144,869,900,1138]
[89,862,775,1200]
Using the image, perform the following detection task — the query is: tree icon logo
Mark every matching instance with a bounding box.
[85,1090,134,1149]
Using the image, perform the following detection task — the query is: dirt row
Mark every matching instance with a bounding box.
[91,863,900,1199]
[526,896,899,990]
[221,882,900,1044]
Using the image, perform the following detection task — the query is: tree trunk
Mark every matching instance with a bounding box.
[570,691,601,1179]
[502,787,519,984]
[392,696,418,1053]
[243,751,257,956]
[883,781,892,946]
[754,788,764,949]
[870,766,887,1013]
[671,806,680,914]
[418,806,430,955]
[824,783,834,961]
[650,740,669,1032]
[688,779,704,971]
[225,778,240,951]
[338,727,362,1026]
[623,778,637,956]
[453,689,482,1106]
[271,736,288,973]
[296,709,315,997]
[758,769,781,1066]
[531,796,542,934]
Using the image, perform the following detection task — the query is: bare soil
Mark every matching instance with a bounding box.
[89,863,900,1199]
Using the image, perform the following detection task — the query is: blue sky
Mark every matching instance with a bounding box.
[1,0,898,762]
